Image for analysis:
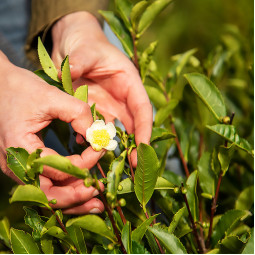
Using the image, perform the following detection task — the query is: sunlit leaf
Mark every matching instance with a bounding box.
[6,147,30,184]
[41,237,54,254]
[74,85,88,103]
[137,0,173,36]
[10,228,40,254]
[242,228,254,254]
[207,124,253,155]
[168,207,186,234]
[135,143,159,212]
[197,152,216,197]
[122,221,132,253]
[217,144,235,175]
[132,214,158,243]
[154,99,179,126]
[0,217,10,248]
[118,176,174,195]
[115,0,133,31]
[66,215,117,243]
[24,207,45,241]
[186,170,199,222]
[148,226,187,254]
[130,1,149,31]
[145,85,167,109]
[184,73,227,121]
[150,127,175,144]
[34,155,89,179]
[10,185,49,208]
[107,150,127,199]
[99,10,134,58]
[61,55,74,95]
[67,226,87,254]
[38,37,59,82]
[235,186,254,211]
[211,209,250,246]
[219,235,247,254]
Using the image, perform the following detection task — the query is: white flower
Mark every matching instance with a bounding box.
[86,120,118,151]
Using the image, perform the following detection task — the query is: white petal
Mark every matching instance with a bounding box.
[86,127,93,143]
[104,139,118,151]
[91,120,106,130]
[105,122,116,139]
[91,143,103,151]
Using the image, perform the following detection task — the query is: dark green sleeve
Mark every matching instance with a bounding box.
[25,0,109,64]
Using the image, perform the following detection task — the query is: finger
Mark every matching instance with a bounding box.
[62,198,104,215]
[46,86,93,138]
[40,175,105,209]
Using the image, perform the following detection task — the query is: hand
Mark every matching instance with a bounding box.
[51,11,153,166]
[0,51,104,213]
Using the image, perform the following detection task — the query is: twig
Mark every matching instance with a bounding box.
[181,183,203,253]
[145,212,165,254]
[92,174,127,254]
[117,206,127,225]
[127,148,135,182]
[206,171,223,248]
[131,33,140,71]
[49,208,80,254]
[97,162,106,178]
[171,123,190,177]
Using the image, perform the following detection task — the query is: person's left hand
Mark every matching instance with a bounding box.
[51,11,153,166]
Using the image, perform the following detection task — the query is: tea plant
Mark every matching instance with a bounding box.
[0,0,253,254]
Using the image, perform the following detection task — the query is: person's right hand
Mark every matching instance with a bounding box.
[0,51,104,214]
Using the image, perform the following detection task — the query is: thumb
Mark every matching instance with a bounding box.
[46,86,93,138]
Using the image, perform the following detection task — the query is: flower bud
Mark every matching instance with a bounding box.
[107,243,114,251]
[181,187,187,194]
[117,184,123,191]
[118,198,126,207]
[106,192,115,202]
[84,177,93,187]
[223,116,231,124]
[49,199,57,205]
[174,187,179,193]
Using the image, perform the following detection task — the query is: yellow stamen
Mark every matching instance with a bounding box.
[92,129,110,147]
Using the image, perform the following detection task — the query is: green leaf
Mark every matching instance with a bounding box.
[148,226,187,254]
[10,185,49,208]
[67,226,87,254]
[219,235,247,254]
[122,221,132,253]
[154,99,179,126]
[38,37,59,82]
[132,214,158,243]
[134,143,159,212]
[150,127,175,144]
[92,245,107,254]
[242,228,254,254]
[24,207,45,241]
[145,85,167,109]
[217,144,235,175]
[66,215,116,243]
[6,147,30,184]
[197,152,216,197]
[61,55,74,95]
[90,103,97,122]
[235,186,254,211]
[206,124,253,155]
[34,155,89,179]
[107,150,127,199]
[43,226,76,251]
[184,73,227,121]
[118,176,174,195]
[131,240,150,254]
[168,207,186,234]
[74,85,88,103]
[137,0,172,36]
[34,70,63,91]
[41,237,54,254]
[211,209,250,246]
[115,0,133,31]
[10,228,40,254]
[26,149,43,182]
[0,217,10,247]
[186,170,199,222]
[130,1,149,31]
[145,231,161,254]
[99,10,134,58]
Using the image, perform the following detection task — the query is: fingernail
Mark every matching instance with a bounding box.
[92,190,99,197]
[89,208,102,214]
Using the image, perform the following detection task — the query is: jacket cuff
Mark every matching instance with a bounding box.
[25,0,109,65]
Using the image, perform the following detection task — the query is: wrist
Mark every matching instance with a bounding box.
[52,11,107,46]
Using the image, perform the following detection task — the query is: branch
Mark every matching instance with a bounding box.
[127,148,135,182]
[181,184,203,253]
